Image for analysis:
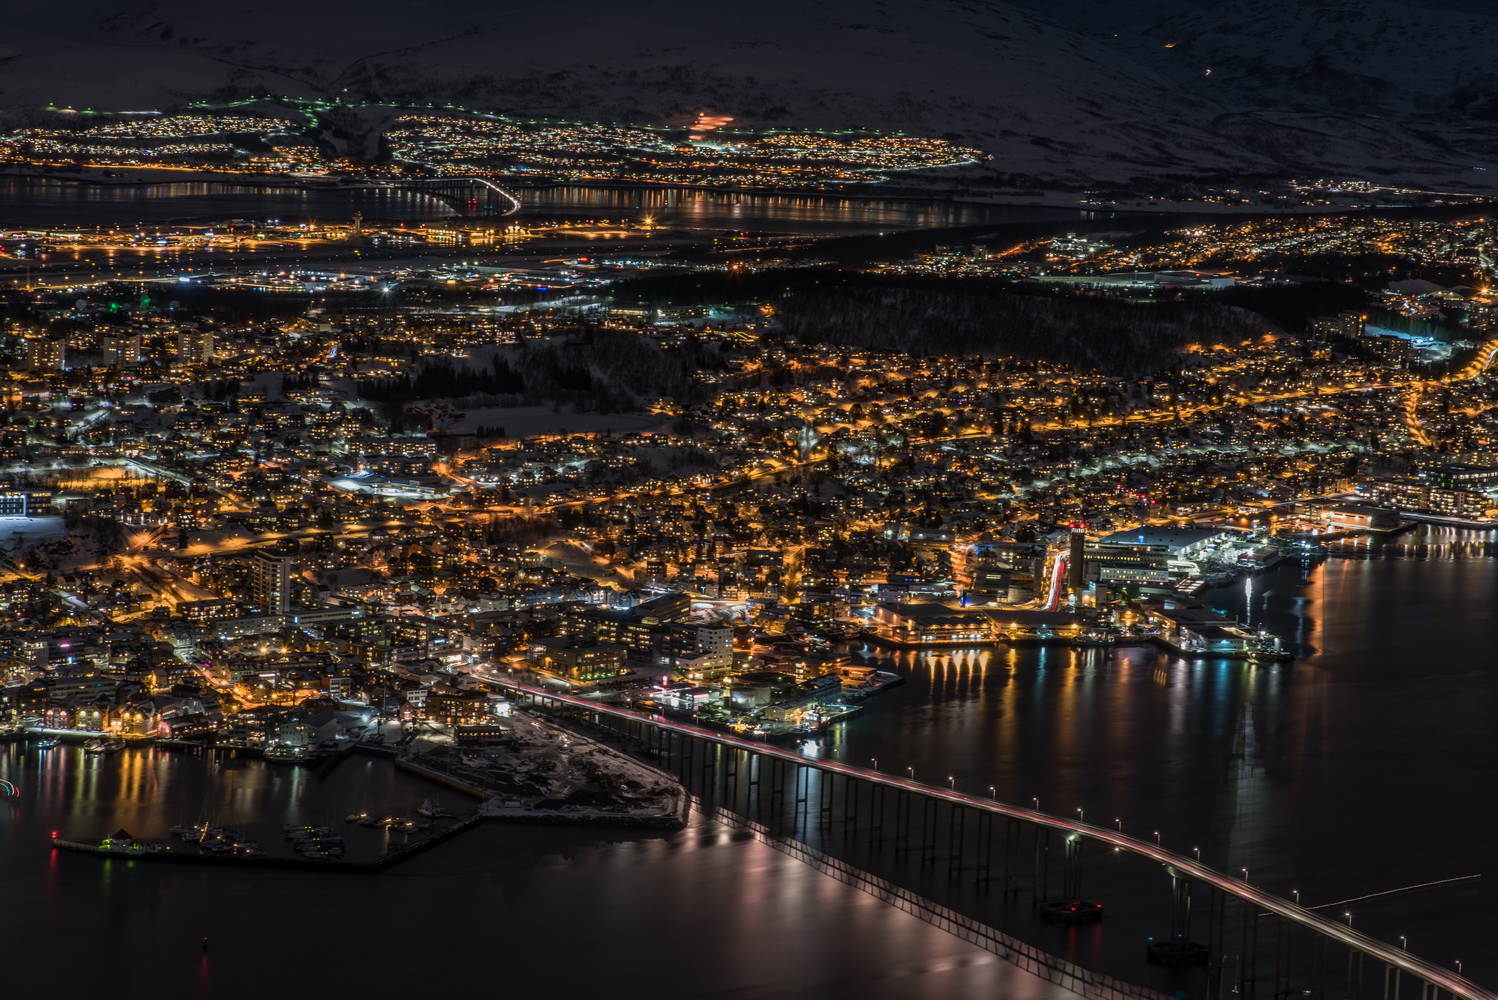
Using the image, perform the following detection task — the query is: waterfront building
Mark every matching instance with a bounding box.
[1356,477,1496,521]
[1085,527,1232,585]
[1316,503,1400,533]
[869,603,1100,645]
[1422,464,1498,492]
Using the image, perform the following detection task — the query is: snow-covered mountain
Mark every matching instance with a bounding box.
[1121,0,1498,120]
[2,0,1496,191]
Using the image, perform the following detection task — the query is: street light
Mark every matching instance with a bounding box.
[1292,889,1300,905]
[1344,911,1352,928]
[947,776,955,789]
[1076,808,1084,823]
[1032,797,1040,811]
[1456,961,1463,976]
[870,758,877,771]
[1399,936,1407,951]
[1114,818,1122,832]
[1153,831,1161,846]
[1193,847,1201,861]
[906,766,914,780]
[1241,868,1249,883]
[989,786,996,800]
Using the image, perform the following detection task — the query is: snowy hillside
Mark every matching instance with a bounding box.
[1,0,1496,191]
[1122,0,1498,120]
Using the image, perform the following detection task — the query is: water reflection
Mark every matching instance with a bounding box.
[524,184,1083,234]
[0,176,1083,234]
[0,744,1075,998]
[819,525,1496,979]
[0,177,458,226]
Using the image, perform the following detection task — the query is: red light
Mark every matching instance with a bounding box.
[51,831,57,839]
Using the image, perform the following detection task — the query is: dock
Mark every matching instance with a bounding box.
[50,814,485,874]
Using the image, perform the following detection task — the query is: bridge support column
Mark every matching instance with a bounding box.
[1148,870,1209,966]
[1061,834,1082,900]
[1004,817,1019,893]
[1033,826,1049,902]
[920,797,937,864]
[769,758,786,824]
[1242,898,1260,1000]
[947,804,964,874]
[972,810,991,884]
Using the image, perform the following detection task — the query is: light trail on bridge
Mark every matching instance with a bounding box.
[497,679,1495,1000]
[391,176,522,216]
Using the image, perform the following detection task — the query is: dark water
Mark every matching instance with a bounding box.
[517,184,1083,234]
[0,177,458,227]
[2,524,1492,994]
[0,747,1069,999]
[0,176,1081,234]
[826,523,1498,985]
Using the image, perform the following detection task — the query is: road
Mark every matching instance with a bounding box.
[1400,337,1498,447]
[500,680,1495,1000]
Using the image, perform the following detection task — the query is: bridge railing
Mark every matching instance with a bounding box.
[500,680,1496,1000]
[388,176,521,215]
[716,807,1177,1000]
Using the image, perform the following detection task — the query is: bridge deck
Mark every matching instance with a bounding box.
[500,680,1494,1000]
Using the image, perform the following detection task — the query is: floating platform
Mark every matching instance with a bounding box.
[1037,898,1104,924]
[1146,937,1211,966]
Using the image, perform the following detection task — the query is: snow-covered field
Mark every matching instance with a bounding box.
[0,516,66,546]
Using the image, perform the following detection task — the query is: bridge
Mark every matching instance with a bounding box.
[382,175,522,216]
[494,679,1492,1000]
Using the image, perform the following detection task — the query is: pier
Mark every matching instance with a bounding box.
[51,814,485,874]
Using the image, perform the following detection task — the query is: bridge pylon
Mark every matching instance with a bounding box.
[1037,832,1104,924]
[1148,866,1211,966]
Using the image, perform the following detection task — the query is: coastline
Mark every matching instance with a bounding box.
[3,166,1491,222]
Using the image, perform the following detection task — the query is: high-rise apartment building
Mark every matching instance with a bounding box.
[251,551,294,615]
[24,336,66,371]
[176,329,215,364]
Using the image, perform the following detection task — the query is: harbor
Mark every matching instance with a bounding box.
[43,703,690,875]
